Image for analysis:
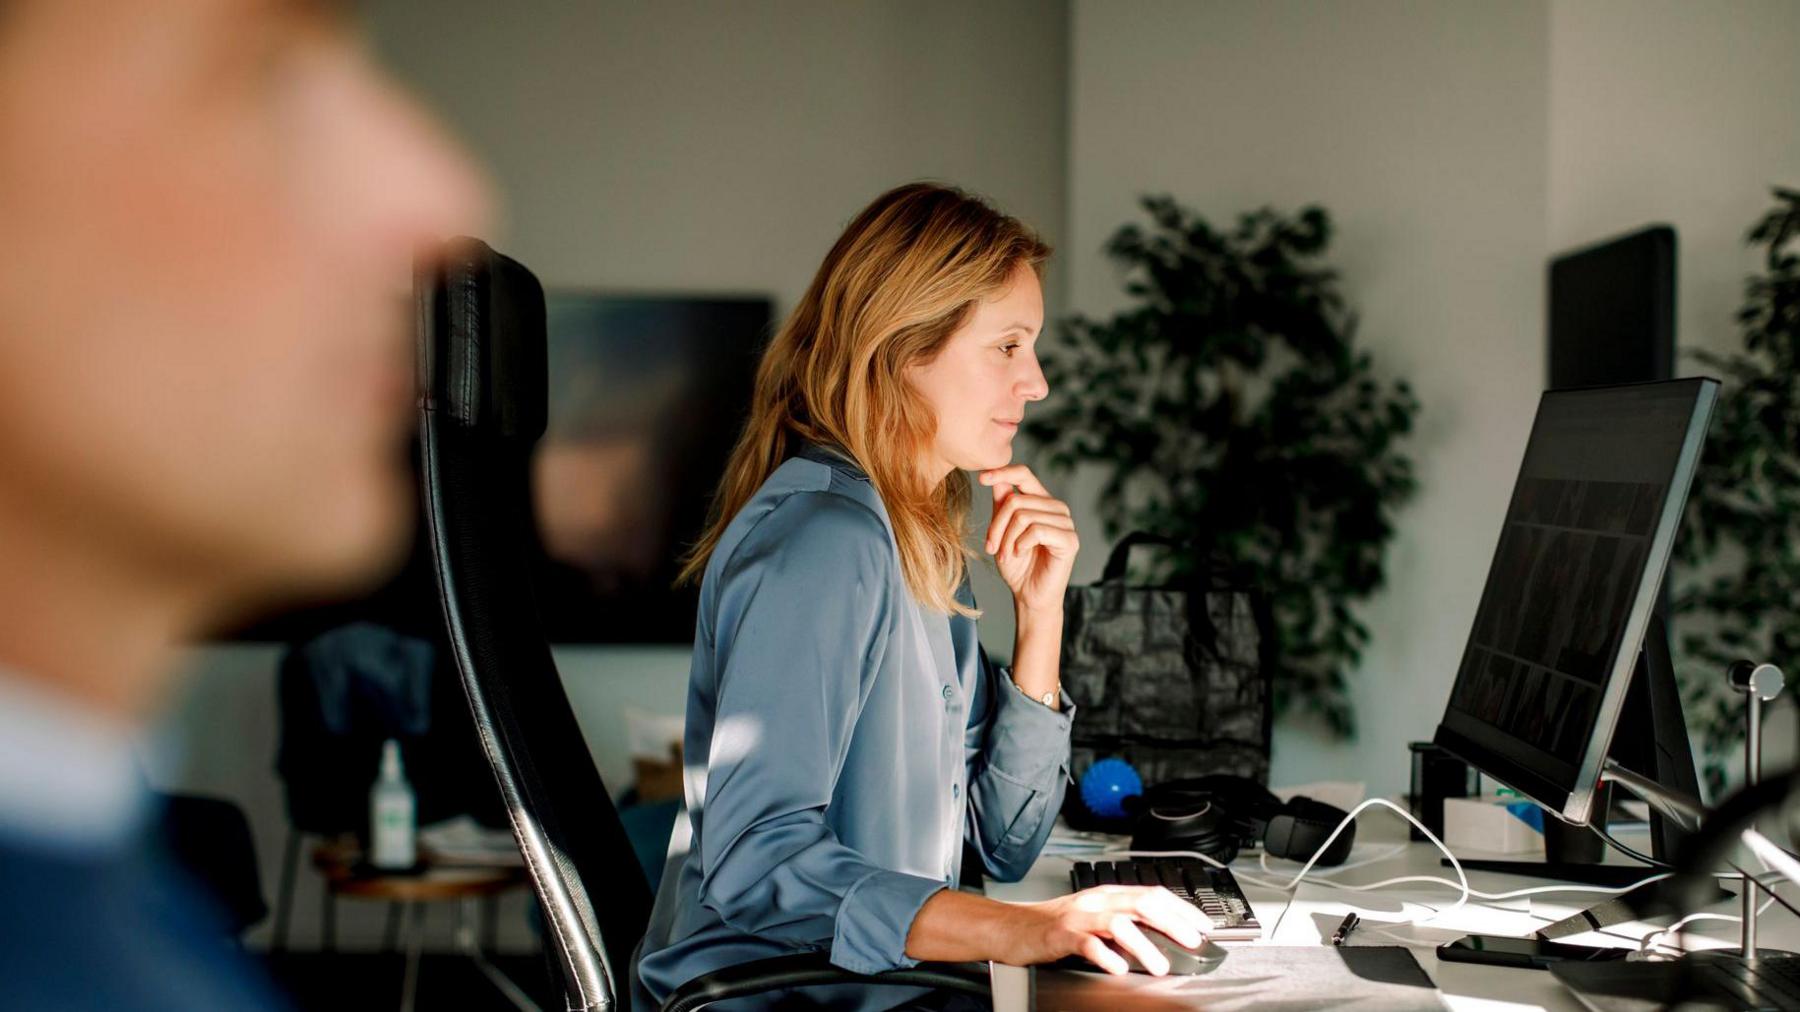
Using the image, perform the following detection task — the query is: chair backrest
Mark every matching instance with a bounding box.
[417,237,652,1011]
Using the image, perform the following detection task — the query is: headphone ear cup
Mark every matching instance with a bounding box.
[1129,801,1242,865]
[1262,797,1356,866]
[1211,835,1242,866]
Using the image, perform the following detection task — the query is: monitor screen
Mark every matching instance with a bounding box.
[1434,379,1716,824]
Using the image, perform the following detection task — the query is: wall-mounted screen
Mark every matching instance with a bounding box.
[226,293,771,646]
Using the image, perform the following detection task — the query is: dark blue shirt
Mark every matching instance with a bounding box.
[0,827,286,1010]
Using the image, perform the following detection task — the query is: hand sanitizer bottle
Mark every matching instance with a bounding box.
[370,739,416,869]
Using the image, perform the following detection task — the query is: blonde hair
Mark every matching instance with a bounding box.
[678,182,1051,615]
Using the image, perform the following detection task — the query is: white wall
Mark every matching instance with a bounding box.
[1548,0,1800,359]
[1547,0,1800,774]
[1068,0,1552,796]
[153,0,1071,951]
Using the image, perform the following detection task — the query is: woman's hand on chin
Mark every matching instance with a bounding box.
[978,464,1078,616]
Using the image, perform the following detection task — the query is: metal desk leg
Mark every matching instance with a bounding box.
[457,896,539,1012]
[399,901,425,1012]
[321,890,337,953]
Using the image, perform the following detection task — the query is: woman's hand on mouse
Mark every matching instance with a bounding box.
[1000,885,1212,976]
[979,465,1078,616]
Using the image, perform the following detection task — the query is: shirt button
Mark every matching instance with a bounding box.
[941,684,953,700]
[951,783,960,799]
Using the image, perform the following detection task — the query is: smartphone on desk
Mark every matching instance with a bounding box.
[1437,934,1629,970]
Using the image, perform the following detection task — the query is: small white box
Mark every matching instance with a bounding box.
[1442,794,1545,854]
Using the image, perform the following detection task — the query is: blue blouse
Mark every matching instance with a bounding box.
[632,444,1074,1010]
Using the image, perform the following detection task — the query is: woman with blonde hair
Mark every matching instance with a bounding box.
[633,183,1210,1009]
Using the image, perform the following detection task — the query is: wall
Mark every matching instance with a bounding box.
[152,0,1071,952]
[1546,0,1800,771]
[1067,0,1552,796]
[1548,0,1800,359]
[365,0,1071,661]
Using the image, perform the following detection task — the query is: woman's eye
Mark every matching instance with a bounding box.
[1000,342,1020,357]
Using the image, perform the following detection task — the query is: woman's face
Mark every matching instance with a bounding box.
[907,263,1049,480]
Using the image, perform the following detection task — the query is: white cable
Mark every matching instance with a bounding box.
[1255,849,1669,900]
[1312,871,1666,902]
[1635,902,1779,958]
[1092,797,1798,950]
[1094,797,1691,942]
[1097,797,1473,933]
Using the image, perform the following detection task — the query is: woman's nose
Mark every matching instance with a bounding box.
[1018,354,1049,402]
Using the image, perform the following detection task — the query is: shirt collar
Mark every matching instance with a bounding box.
[0,671,149,853]
[792,440,872,483]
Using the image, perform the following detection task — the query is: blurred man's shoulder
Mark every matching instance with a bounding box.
[0,828,288,1010]
[0,676,287,1010]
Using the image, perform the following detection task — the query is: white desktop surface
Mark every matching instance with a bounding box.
[984,806,1795,1011]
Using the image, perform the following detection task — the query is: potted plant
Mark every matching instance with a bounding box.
[1026,196,1419,735]
[1674,187,1800,795]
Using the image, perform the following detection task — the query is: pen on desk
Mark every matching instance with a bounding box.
[1331,912,1360,946]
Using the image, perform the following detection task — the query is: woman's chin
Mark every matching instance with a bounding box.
[969,448,1014,472]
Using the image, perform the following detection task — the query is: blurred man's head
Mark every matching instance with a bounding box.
[0,0,488,714]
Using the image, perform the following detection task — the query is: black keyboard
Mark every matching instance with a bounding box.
[1694,952,1800,1010]
[1069,857,1262,941]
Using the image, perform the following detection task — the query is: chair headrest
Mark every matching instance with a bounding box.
[418,236,548,442]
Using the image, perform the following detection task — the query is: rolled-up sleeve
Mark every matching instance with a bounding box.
[964,647,1075,882]
[696,493,944,975]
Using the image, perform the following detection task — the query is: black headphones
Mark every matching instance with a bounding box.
[1124,774,1356,866]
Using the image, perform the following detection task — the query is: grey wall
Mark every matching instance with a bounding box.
[1068,0,1552,794]
[1548,0,1800,358]
[367,0,1072,660]
[1546,0,1800,774]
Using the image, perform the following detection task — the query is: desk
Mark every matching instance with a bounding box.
[309,839,532,1012]
[985,805,1799,1010]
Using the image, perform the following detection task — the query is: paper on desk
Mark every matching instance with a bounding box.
[418,815,522,867]
[1042,824,1128,857]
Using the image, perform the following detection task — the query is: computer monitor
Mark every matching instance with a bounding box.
[1434,378,1718,829]
[1548,226,1676,390]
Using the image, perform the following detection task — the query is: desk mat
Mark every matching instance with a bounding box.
[1033,945,1447,1011]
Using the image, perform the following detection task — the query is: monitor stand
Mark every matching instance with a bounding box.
[1434,616,1732,929]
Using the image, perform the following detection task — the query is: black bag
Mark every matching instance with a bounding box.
[1059,533,1275,828]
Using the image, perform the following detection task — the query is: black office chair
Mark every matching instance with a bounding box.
[154,792,268,941]
[415,237,989,1012]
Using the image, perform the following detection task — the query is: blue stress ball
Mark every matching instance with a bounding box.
[1080,757,1143,820]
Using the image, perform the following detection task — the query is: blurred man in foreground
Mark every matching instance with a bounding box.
[0,0,487,1006]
